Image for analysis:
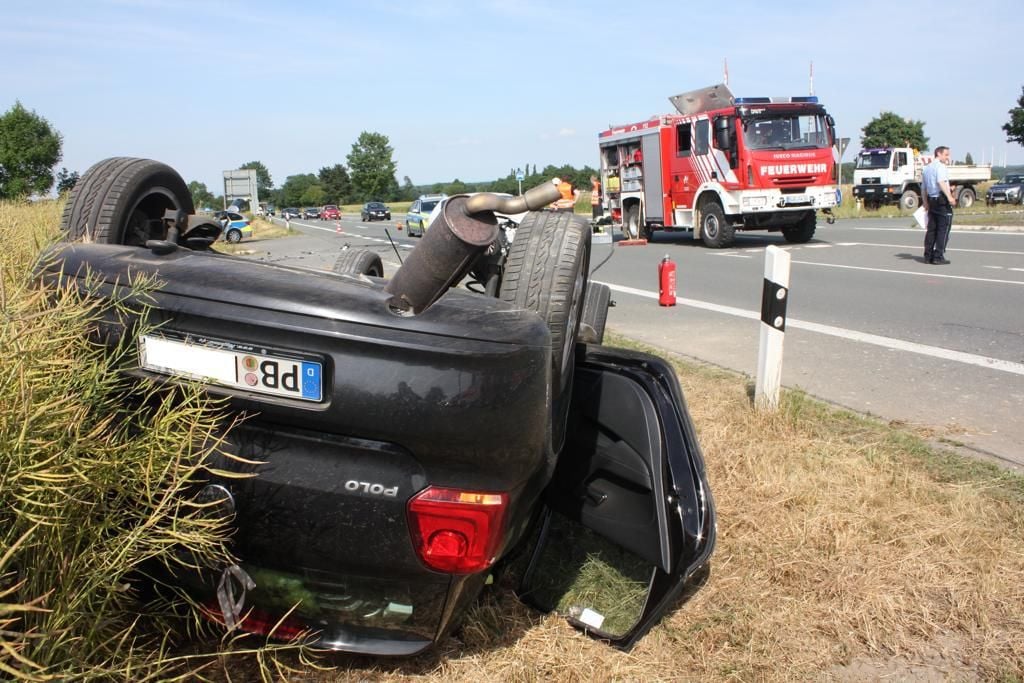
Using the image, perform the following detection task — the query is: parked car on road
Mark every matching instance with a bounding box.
[985,174,1024,205]
[212,210,253,243]
[360,201,391,222]
[303,207,321,220]
[322,205,341,220]
[405,194,446,237]
[281,207,301,220]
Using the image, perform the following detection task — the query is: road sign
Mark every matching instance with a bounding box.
[515,169,525,181]
[839,137,850,158]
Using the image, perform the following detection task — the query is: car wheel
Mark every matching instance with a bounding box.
[60,157,194,245]
[782,211,816,243]
[332,248,383,277]
[699,200,734,248]
[500,210,591,449]
[226,229,242,243]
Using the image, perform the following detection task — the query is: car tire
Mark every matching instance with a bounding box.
[782,211,816,243]
[500,210,591,402]
[579,282,611,345]
[225,229,242,243]
[60,157,194,245]
[699,200,734,248]
[332,248,384,277]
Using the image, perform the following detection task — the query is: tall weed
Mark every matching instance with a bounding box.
[0,200,240,680]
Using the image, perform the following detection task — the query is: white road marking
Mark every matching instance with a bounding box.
[596,281,1024,377]
[789,260,1024,285]
[833,241,1024,256]
[853,226,1024,236]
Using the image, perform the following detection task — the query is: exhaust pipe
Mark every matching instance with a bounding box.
[385,182,560,315]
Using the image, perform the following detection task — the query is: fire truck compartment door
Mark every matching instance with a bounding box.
[641,135,664,221]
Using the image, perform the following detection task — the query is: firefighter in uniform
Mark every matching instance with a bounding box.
[590,175,602,219]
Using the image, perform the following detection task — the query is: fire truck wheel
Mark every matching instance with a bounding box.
[579,283,611,345]
[899,190,920,211]
[60,157,194,245]
[782,212,816,243]
[500,210,591,398]
[332,248,384,277]
[699,201,734,248]
[624,204,642,240]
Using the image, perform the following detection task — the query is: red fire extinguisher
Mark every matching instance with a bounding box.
[658,255,677,306]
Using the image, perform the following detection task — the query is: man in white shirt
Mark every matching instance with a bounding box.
[921,146,956,265]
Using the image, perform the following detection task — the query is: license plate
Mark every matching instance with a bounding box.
[139,333,323,402]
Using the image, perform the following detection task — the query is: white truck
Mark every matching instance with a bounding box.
[851,147,991,210]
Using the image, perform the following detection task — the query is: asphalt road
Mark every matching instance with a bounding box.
[260,213,1024,469]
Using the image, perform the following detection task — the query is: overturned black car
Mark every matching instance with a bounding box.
[43,157,715,655]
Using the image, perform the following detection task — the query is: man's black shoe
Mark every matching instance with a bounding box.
[932,258,950,265]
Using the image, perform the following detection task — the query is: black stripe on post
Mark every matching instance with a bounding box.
[760,278,788,332]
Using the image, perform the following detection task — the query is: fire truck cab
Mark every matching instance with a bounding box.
[598,84,839,248]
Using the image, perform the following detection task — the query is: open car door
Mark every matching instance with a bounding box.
[517,344,716,649]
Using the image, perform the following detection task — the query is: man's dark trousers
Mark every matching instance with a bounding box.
[925,195,952,262]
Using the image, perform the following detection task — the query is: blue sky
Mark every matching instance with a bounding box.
[2,0,1022,194]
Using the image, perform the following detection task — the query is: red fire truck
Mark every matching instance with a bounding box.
[598,84,839,247]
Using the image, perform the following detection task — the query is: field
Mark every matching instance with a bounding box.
[2,199,1023,681]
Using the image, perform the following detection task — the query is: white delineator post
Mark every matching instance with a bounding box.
[755,245,791,411]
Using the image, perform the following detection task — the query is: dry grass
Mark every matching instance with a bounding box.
[282,339,1024,682]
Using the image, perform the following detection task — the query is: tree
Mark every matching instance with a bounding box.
[188,180,216,210]
[965,152,974,165]
[400,175,416,201]
[280,173,319,207]
[318,164,352,205]
[347,131,398,202]
[299,185,325,207]
[1003,86,1024,146]
[443,179,469,195]
[0,102,63,198]
[239,161,273,197]
[55,167,79,194]
[860,111,928,150]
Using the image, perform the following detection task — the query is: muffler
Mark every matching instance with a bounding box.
[385,182,560,314]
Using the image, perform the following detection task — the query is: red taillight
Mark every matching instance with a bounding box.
[407,486,508,574]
